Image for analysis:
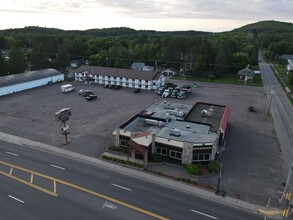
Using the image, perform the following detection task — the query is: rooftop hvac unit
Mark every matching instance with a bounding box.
[201,109,208,117]
[170,128,181,137]
[167,109,185,117]
[145,119,159,126]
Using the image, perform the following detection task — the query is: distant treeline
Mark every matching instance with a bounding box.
[0,20,293,76]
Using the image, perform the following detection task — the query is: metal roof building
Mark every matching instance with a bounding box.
[0,69,64,96]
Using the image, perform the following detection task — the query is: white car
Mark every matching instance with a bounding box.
[162,89,171,98]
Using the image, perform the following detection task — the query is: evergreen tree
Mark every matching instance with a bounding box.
[8,45,26,74]
[30,42,49,70]
[0,53,7,75]
[56,44,70,71]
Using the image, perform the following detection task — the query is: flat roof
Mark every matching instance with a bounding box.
[141,100,193,120]
[185,102,226,133]
[0,69,63,87]
[122,116,218,144]
[75,65,162,81]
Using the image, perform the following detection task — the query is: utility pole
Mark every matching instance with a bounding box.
[216,162,223,195]
[280,162,293,204]
[208,63,212,81]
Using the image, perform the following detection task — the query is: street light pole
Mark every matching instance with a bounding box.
[266,88,276,116]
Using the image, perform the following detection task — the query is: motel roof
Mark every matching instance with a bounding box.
[75,65,162,81]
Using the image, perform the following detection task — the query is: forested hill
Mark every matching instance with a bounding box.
[0,26,211,37]
[232,20,293,33]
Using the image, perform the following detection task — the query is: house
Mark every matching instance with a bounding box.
[237,66,255,81]
[0,69,64,96]
[281,54,293,71]
[113,100,230,166]
[131,62,145,70]
[162,68,177,76]
[70,60,82,68]
[142,66,154,72]
[75,65,165,90]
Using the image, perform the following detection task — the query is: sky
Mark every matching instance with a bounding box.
[1,0,292,32]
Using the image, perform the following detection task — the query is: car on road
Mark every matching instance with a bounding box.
[114,85,122,90]
[85,94,97,101]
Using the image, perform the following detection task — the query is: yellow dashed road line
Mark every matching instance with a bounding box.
[0,160,169,220]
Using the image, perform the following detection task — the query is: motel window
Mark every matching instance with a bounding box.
[156,147,167,156]
[169,150,182,160]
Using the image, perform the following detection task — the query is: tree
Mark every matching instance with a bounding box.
[0,53,7,75]
[56,44,70,71]
[8,45,26,74]
[214,41,233,76]
[30,42,49,70]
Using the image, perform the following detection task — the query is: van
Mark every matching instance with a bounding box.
[61,84,75,93]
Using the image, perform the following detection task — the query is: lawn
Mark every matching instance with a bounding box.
[172,74,263,87]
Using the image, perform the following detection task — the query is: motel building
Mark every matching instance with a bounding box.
[74,65,165,90]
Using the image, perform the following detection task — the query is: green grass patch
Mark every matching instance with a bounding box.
[172,74,263,87]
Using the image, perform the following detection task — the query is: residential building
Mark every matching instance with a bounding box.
[131,62,145,71]
[162,68,177,76]
[237,66,255,81]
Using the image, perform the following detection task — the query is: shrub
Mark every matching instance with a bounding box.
[150,154,163,163]
[207,160,220,173]
[185,164,200,175]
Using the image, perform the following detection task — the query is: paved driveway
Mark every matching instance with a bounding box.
[0,80,285,206]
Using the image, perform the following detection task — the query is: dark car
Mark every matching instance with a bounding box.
[133,88,141,93]
[157,87,165,95]
[177,90,187,99]
[86,94,97,101]
[104,84,109,88]
[114,85,122,90]
[80,90,93,97]
[109,84,114,89]
[171,90,179,98]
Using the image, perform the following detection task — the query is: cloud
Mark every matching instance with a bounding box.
[0,0,292,31]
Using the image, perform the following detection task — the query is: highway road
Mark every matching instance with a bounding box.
[258,54,293,169]
[0,141,267,220]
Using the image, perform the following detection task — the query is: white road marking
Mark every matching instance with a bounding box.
[111,183,132,191]
[50,164,66,170]
[8,195,24,204]
[6,151,19,157]
[191,209,218,219]
[102,201,117,209]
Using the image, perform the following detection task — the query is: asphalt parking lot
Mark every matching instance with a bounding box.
[0,80,285,206]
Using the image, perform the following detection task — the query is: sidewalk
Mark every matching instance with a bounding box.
[0,131,283,219]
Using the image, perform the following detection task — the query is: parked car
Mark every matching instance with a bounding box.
[162,88,172,98]
[171,90,179,98]
[192,82,199,88]
[86,94,97,101]
[157,87,165,95]
[109,84,115,89]
[133,88,141,93]
[114,85,122,90]
[177,90,187,99]
[61,84,75,93]
[78,90,93,97]
[104,84,109,88]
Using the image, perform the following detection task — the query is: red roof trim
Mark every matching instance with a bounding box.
[219,106,230,133]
